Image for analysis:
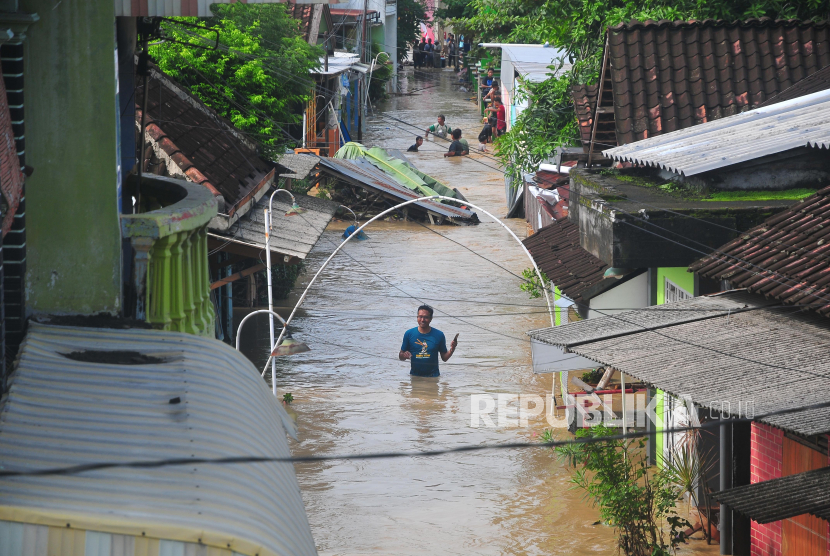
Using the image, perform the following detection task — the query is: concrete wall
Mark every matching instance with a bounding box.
[588,272,648,319]
[21,0,121,315]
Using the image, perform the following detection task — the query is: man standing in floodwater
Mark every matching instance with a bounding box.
[425,114,452,140]
[399,305,458,377]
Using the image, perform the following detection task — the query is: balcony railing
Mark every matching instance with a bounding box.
[121,175,218,337]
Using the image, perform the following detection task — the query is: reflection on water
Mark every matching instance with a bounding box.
[241,68,720,556]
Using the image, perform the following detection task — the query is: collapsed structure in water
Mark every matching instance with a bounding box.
[314,142,479,224]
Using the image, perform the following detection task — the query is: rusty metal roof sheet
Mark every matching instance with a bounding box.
[603,88,830,175]
[527,290,830,436]
[316,157,478,222]
[713,467,830,524]
[574,19,830,150]
[690,185,830,315]
[523,220,609,302]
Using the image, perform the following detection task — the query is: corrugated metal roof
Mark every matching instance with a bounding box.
[316,157,478,222]
[690,185,830,316]
[0,323,315,556]
[713,466,830,524]
[527,290,830,436]
[210,192,339,260]
[312,52,362,75]
[604,88,830,175]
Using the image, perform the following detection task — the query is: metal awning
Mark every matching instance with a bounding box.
[713,467,830,524]
[527,290,830,436]
[0,322,315,556]
[209,192,339,261]
[316,157,478,223]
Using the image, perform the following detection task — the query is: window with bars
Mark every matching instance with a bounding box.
[665,278,692,303]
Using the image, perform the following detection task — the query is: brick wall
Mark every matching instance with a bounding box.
[750,422,783,556]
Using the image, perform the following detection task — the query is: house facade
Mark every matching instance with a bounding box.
[0,1,319,553]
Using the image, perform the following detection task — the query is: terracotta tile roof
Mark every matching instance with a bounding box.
[573,18,830,151]
[137,68,273,212]
[523,219,609,302]
[288,0,314,42]
[759,63,830,106]
[689,185,830,315]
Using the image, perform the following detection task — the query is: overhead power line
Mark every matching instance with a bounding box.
[3,399,828,478]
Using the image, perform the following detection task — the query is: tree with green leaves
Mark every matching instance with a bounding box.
[151,4,322,159]
[397,0,428,65]
[450,0,830,184]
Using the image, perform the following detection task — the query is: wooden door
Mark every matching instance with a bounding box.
[781,436,828,555]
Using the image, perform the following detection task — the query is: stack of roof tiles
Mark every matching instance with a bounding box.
[522,219,609,302]
[690,185,830,315]
[572,18,830,151]
[137,70,273,211]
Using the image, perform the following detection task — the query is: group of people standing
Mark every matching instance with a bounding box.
[413,33,468,70]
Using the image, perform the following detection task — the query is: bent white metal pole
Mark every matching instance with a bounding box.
[265,189,298,395]
[259,195,555,379]
[236,309,287,352]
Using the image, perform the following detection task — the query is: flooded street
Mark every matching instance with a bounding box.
[243,68,719,556]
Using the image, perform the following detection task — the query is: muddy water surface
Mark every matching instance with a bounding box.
[244,68,720,556]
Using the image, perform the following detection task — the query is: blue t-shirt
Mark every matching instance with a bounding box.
[401,327,447,377]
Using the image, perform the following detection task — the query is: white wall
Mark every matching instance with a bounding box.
[588,272,649,319]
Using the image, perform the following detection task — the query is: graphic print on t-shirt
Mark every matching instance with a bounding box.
[414,338,430,357]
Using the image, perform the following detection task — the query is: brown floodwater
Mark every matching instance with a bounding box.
[241,67,721,556]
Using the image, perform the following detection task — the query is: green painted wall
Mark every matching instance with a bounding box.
[22,0,122,315]
[656,267,695,305]
[553,285,562,326]
[653,267,694,466]
[371,25,384,51]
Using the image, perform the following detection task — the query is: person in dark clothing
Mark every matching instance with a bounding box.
[444,128,469,157]
[407,136,424,152]
[478,117,496,151]
[425,39,434,67]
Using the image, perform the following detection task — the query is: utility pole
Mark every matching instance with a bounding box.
[324,32,329,73]
[362,0,369,62]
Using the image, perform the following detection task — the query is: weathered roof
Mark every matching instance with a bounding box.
[523,219,609,302]
[0,322,315,556]
[602,88,830,176]
[760,64,830,106]
[573,19,830,150]
[316,157,479,222]
[138,68,274,211]
[277,153,320,180]
[527,290,830,436]
[209,192,339,260]
[690,185,830,316]
[713,466,830,524]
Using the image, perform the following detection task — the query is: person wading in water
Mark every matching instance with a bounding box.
[399,305,458,377]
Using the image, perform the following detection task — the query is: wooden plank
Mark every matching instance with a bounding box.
[210,263,266,290]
